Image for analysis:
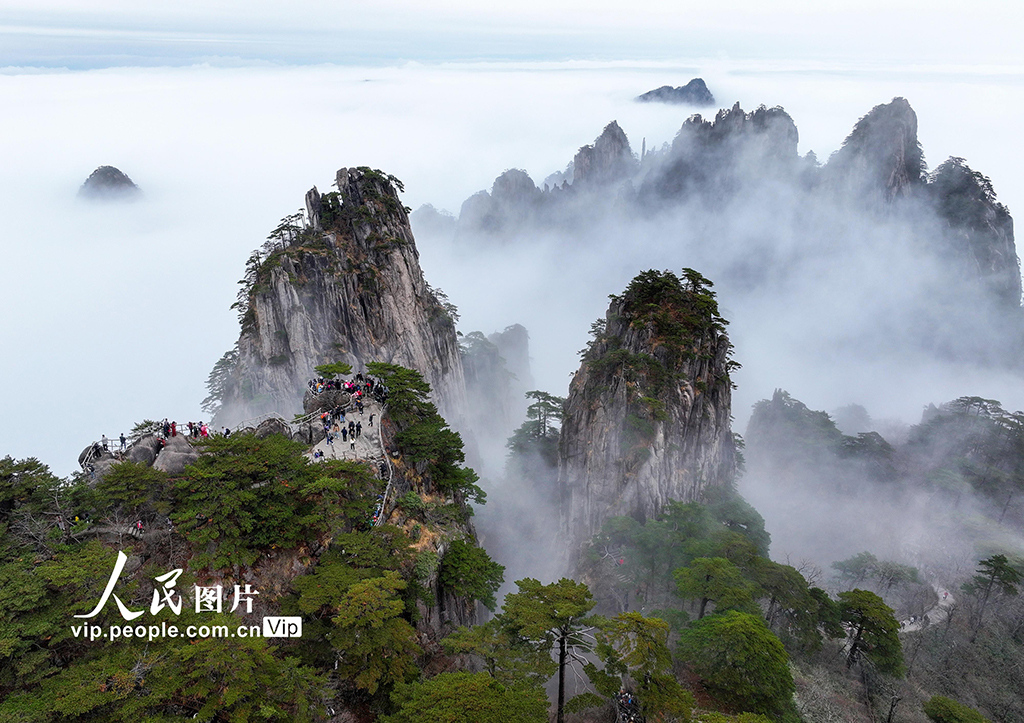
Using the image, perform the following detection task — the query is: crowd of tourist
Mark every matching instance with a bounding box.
[305,370,393,527]
[308,372,375,397]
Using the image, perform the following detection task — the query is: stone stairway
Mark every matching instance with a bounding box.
[306,399,384,464]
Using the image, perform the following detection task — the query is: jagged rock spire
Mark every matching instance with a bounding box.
[558,269,737,555]
[572,121,636,188]
[826,97,924,202]
[216,167,467,427]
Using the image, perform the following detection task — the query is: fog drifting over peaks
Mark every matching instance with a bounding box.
[1,58,1023,489]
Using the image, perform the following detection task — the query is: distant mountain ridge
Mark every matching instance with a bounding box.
[450,97,1024,366]
[636,78,716,106]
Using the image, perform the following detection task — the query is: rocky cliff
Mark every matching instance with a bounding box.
[558,269,738,554]
[457,168,542,237]
[213,167,467,426]
[640,102,800,203]
[488,323,534,392]
[572,120,636,188]
[450,97,1023,366]
[824,97,924,202]
[459,323,535,457]
[929,156,1021,311]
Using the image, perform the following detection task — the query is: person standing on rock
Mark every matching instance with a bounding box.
[171,421,177,437]
[341,426,348,442]
[119,433,126,451]
[101,434,109,450]
[356,421,362,438]
[369,413,375,427]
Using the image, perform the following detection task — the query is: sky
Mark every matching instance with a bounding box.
[2,2,1023,479]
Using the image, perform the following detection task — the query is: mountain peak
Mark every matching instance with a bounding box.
[572,120,636,187]
[212,166,466,426]
[636,78,715,106]
[78,165,140,199]
[828,97,923,201]
[559,268,738,553]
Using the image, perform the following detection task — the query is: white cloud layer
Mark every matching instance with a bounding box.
[1,54,1023,485]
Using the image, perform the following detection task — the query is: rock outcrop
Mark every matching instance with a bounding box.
[641,102,800,202]
[459,325,534,451]
[572,121,636,188]
[558,269,738,554]
[824,97,924,202]
[456,169,543,237]
[214,167,467,427]
[928,157,1021,311]
[636,78,715,106]
[447,98,1022,367]
[410,204,458,243]
[78,166,141,199]
[460,331,515,444]
[487,323,534,393]
[151,434,200,475]
[78,432,200,481]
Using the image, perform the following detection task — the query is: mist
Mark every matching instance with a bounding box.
[401,69,1024,587]
[2,56,1024,599]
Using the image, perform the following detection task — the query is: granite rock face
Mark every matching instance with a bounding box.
[641,102,800,202]
[558,270,737,555]
[152,442,200,475]
[928,156,1021,311]
[78,166,141,199]
[460,331,515,443]
[215,167,467,427]
[78,433,200,480]
[126,441,158,467]
[636,78,715,106]
[254,418,292,440]
[488,323,533,393]
[572,121,637,189]
[456,169,542,237]
[824,97,923,202]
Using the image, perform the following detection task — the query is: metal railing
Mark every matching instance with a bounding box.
[372,404,393,527]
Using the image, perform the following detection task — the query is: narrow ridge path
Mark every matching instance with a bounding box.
[304,397,395,527]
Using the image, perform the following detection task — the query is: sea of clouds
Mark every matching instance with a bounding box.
[2,58,1023,484]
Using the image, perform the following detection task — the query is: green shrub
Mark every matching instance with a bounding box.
[923,696,991,723]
